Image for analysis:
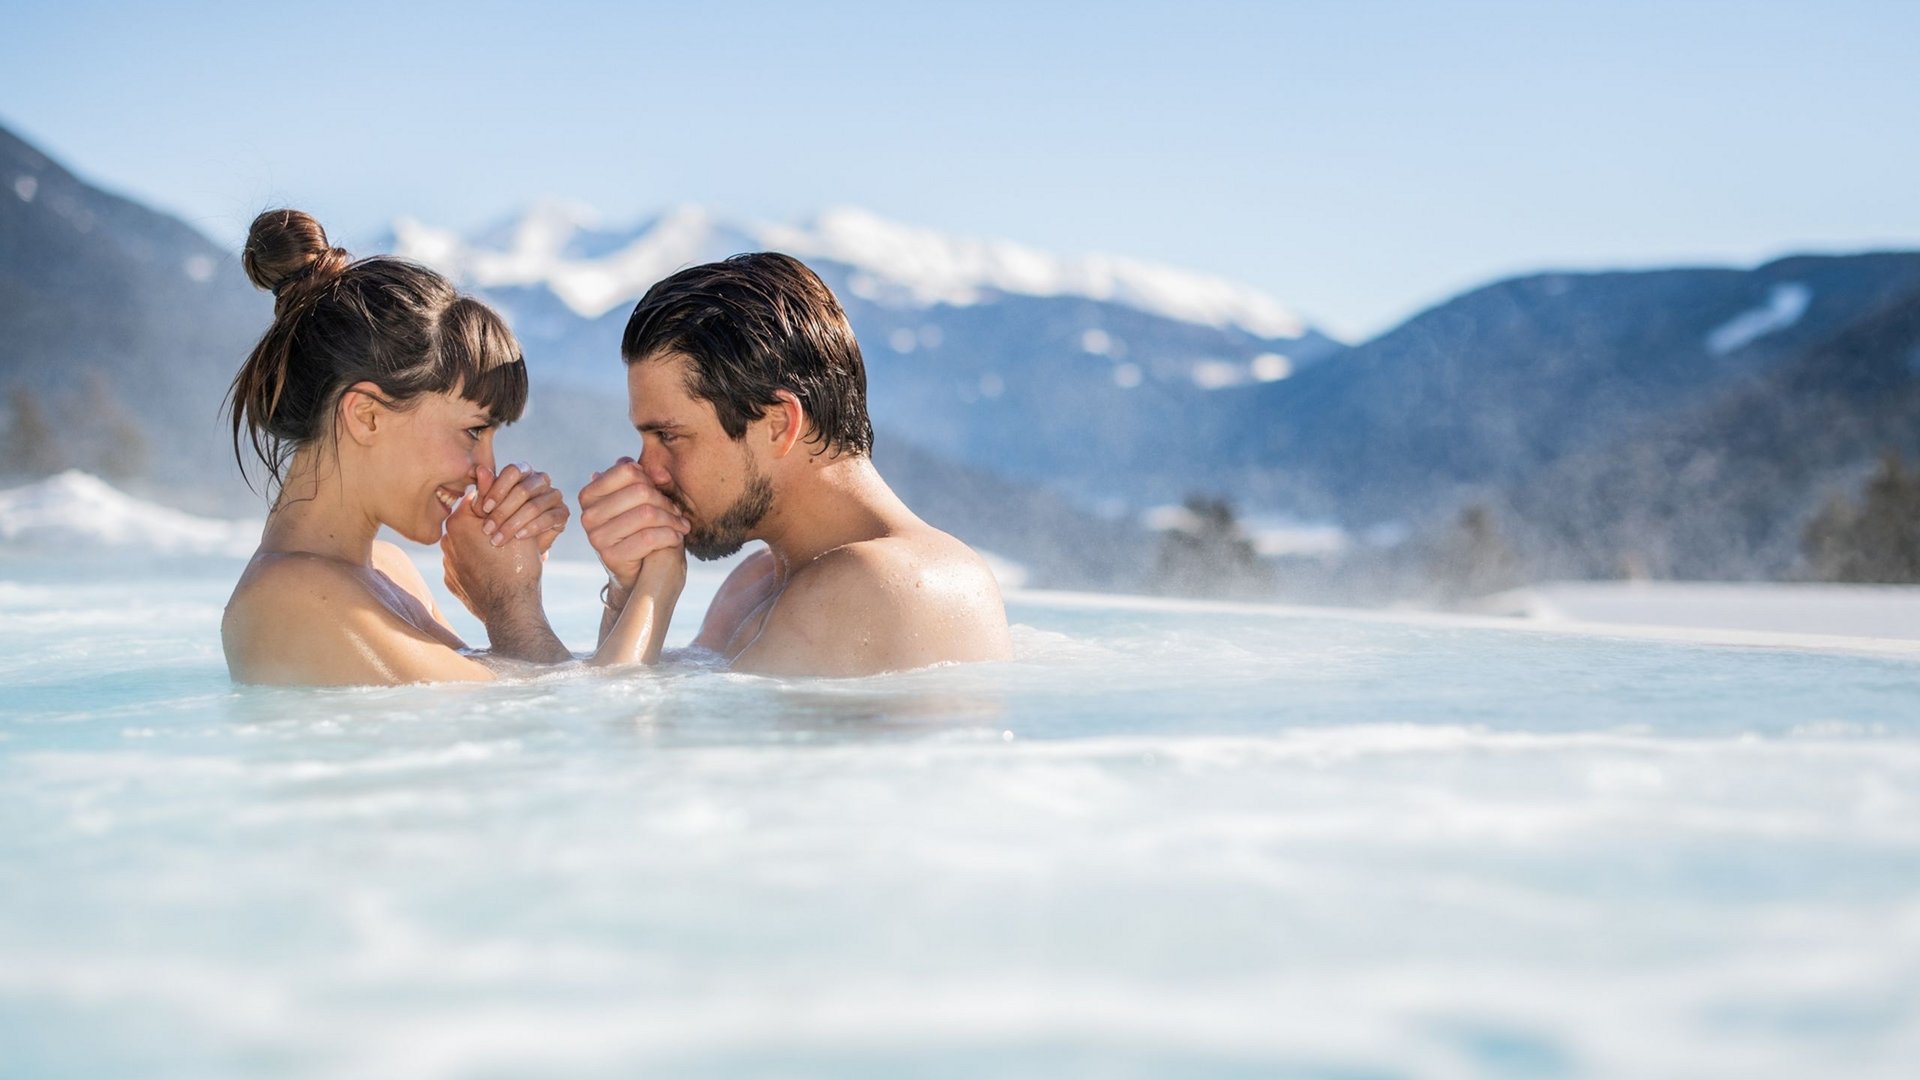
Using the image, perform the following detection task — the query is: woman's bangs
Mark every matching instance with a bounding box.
[442,296,529,424]
[460,354,529,426]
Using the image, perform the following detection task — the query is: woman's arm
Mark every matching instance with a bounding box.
[372,540,456,633]
[588,547,686,667]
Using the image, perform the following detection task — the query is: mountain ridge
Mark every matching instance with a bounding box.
[0,124,1152,585]
[390,201,1333,342]
[8,119,1918,590]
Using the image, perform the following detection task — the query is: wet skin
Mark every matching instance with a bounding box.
[223,387,577,686]
[581,354,1012,678]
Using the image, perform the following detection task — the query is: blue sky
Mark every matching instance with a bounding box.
[4,0,1916,339]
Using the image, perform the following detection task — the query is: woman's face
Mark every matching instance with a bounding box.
[370,391,501,544]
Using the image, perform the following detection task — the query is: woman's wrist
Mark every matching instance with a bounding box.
[636,556,686,602]
[601,575,632,612]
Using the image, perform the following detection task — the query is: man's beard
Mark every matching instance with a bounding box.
[682,471,774,560]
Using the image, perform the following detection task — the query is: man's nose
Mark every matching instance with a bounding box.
[639,447,672,488]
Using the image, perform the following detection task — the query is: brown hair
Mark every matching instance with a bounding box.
[227,209,528,493]
[621,252,874,457]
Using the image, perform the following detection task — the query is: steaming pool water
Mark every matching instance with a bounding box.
[2,551,1918,1079]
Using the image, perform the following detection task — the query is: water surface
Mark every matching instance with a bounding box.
[3,554,1917,1079]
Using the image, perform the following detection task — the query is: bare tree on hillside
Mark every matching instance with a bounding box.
[1428,503,1525,603]
[3,385,64,479]
[1153,495,1272,599]
[79,372,150,483]
[1803,452,1920,583]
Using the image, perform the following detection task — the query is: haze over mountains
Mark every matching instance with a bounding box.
[3,120,1916,592]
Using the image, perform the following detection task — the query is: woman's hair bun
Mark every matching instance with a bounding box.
[242,208,350,303]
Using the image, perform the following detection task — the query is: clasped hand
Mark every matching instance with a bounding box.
[441,463,570,618]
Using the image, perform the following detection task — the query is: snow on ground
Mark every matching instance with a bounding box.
[1705,282,1812,355]
[392,203,1311,339]
[0,471,257,556]
[1478,580,1920,642]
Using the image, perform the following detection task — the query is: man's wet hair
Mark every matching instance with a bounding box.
[620,252,875,457]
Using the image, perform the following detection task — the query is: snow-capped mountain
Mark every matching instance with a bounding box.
[385,203,1346,504]
[393,202,1319,339]
[14,114,1918,588]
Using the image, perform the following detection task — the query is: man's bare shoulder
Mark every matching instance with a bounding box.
[796,530,996,604]
[735,529,1011,676]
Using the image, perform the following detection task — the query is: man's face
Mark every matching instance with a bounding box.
[627,353,773,560]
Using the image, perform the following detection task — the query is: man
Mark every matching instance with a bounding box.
[576,252,1012,677]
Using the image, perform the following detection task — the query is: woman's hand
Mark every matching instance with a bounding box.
[475,463,570,556]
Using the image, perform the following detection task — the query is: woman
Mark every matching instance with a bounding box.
[221,209,687,686]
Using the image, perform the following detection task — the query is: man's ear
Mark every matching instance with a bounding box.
[338,381,387,447]
[766,390,808,459]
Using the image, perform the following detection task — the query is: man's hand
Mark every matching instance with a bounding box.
[473,463,569,556]
[442,491,572,664]
[578,457,691,591]
[441,491,545,621]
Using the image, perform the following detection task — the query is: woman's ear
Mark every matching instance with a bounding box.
[338,381,387,447]
[767,390,808,459]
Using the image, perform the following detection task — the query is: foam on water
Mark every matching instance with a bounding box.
[3,553,1919,1079]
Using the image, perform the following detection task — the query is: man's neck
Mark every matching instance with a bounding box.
[756,454,913,578]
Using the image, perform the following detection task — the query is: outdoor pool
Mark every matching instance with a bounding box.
[3,552,1917,1078]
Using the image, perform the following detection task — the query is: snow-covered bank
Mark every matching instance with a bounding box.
[0,471,258,556]
[1479,580,1920,641]
[7,474,1914,657]
[1012,585,1920,660]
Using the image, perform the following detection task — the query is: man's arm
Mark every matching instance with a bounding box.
[690,547,779,653]
[479,591,573,663]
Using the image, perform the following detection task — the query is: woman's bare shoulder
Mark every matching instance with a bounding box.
[223,552,488,686]
[225,553,380,647]
[225,555,385,680]
[230,551,363,605]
